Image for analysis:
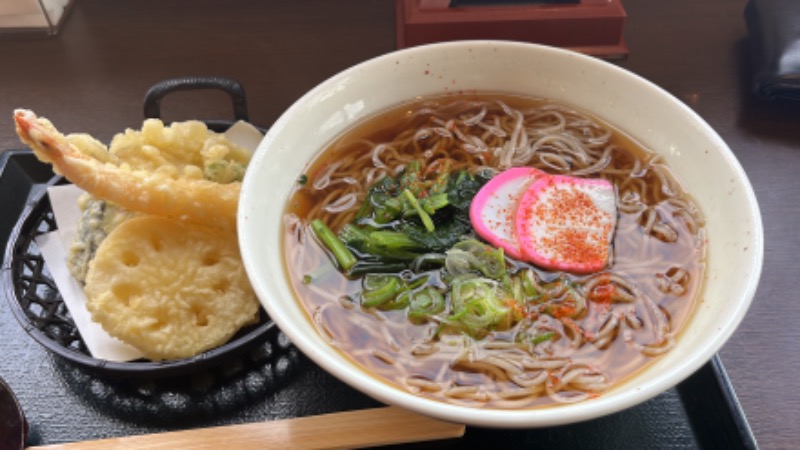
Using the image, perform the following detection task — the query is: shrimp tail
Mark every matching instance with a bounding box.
[15,109,108,190]
[13,109,239,230]
[15,109,67,167]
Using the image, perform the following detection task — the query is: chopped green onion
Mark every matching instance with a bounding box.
[428,160,452,195]
[420,193,449,214]
[374,196,402,224]
[297,174,308,185]
[398,160,423,189]
[355,196,374,219]
[338,223,370,249]
[447,277,513,337]
[407,287,445,324]
[411,253,447,272]
[362,275,403,308]
[511,274,523,303]
[402,189,435,232]
[519,269,540,298]
[445,240,507,280]
[311,219,357,271]
[363,230,424,260]
[406,275,430,291]
[531,331,555,345]
[381,290,411,310]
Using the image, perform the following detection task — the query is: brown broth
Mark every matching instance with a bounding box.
[282,93,705,409]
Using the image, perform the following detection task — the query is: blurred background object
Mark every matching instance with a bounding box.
[395,0,627,58]
[0,0,73,36]
[744,0,800,101]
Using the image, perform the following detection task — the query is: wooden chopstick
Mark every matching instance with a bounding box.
[27,406,466,450]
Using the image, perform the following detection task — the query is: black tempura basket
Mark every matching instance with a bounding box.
[2,77,277,378]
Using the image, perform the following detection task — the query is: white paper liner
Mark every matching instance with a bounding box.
[37,185,144,361]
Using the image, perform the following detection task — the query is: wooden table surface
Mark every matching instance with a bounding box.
[1,1,797,448]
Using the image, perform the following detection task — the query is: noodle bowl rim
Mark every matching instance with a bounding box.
[239,40,763,428]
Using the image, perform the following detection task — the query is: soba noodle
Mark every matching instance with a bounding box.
[283,94,706,408]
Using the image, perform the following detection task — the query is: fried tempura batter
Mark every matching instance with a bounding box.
[14,109,242,230]
[84,216,260,360]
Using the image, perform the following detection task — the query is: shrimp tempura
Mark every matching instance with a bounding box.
[14,109,239,230]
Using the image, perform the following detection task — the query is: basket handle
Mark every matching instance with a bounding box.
[143,76,250,122]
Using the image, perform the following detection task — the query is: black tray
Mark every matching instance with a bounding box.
[0,149,759,449]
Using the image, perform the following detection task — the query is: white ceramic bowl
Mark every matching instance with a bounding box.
[239,41,763,427]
